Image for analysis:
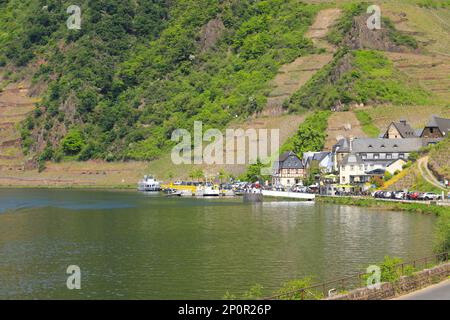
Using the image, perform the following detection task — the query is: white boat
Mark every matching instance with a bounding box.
[203,184,221,197]
[196,185,220,197]
[138,175,161,192]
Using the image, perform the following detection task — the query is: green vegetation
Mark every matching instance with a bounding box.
[316,196,449,216]
[435,213,450,253]
[354,110,380,137]
[239,159,270,183]
[289,50,430,111]
[428,136,450,180]
[1,0,324,162]
[282,110,331,158]
[61,129,85,156]
[383,18,418,49]
[325,2,366,46]
[224,277,317,300]
[415,0,450,9]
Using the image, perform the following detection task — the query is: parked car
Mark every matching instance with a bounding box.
[421,192,442,201]
[407,192,420,200]
[383,191,392,199]
[395,191,406,200]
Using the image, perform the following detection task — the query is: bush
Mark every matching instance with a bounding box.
[384,171,393,181]
[272,278,315,300]
[62,129,85,156]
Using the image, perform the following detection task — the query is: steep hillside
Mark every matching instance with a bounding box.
[0,0,449,187]
[428,137,450,182]
[1,0,325,163]
[0,78,37,171]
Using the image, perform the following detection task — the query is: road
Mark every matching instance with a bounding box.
[394,279,450,300]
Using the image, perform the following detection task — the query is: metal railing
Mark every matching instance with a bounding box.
[263,252,449,300]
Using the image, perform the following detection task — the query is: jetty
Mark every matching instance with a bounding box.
[262,190,315,201]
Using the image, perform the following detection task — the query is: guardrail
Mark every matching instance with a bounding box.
[263,252,449,300]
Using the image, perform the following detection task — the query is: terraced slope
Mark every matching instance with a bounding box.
[386,52,450,102]
[0,81,36,172]
[261,8,341,116]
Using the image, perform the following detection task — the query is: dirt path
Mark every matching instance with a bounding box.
[305,8,341,52]
[418,156,447,191]
[261,8,341,117]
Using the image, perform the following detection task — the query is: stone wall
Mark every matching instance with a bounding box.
[328,262,450,300]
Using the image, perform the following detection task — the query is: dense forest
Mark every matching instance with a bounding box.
[0,0,436,164]
[0,0,323,162]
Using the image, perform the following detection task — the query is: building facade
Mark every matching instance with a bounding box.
[272,151,305,187]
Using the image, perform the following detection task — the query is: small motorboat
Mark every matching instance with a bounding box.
[166,190,182,197]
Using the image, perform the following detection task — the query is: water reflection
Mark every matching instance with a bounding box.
[0,189,437,299]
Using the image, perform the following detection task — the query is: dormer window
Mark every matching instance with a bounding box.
[368,145,373,148]
[393,144,398,148]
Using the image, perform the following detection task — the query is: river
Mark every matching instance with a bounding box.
[0,189,437,299]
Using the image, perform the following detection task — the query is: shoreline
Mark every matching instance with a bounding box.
[316,196,449,216]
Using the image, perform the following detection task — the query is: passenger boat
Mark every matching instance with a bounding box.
[138,175,162,192]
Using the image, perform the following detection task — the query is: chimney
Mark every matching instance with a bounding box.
[400,119,407,125]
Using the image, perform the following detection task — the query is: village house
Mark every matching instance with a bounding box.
[272,151,305,187]
[338,138,422,185]
[419,115,450,140]
[303,151,333,173]
[382,119,416,139]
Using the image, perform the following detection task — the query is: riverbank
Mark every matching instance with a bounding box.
[316,196,449,216]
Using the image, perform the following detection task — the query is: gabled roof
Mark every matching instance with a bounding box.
[425,115,450,136]
[312,152,330,162]
[388,120,416,138]
[275,151,304,169]
[278,151,294,162]
[333,138,350,153]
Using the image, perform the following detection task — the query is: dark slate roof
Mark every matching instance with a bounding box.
[390,120,416,138]
[333,138,350,152]
[312,152,330,162]
[276,151,304,169]
[425,115,450,136]
[278,151,293,162]
[352,138,423,153]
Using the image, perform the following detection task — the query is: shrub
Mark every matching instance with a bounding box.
[272,278,315,300]
[62,129,85,156]
[384,171,393,181]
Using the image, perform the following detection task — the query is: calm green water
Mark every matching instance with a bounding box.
[0,189,437,299]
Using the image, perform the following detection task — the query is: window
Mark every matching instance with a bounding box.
[350,165,354,171]
[399,153,405,159]
[387,154,392,159]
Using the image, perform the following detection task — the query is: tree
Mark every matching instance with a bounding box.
[62,129,85,156]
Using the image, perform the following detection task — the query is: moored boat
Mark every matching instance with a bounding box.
[138,175,162,192]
